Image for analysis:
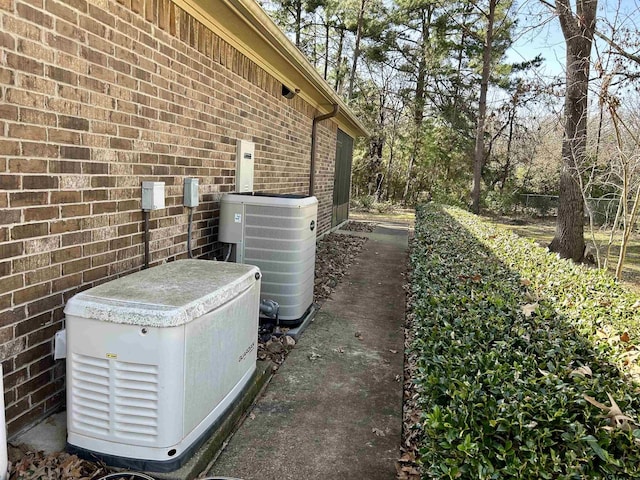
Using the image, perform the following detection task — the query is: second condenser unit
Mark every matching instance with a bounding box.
[219,193,318,325]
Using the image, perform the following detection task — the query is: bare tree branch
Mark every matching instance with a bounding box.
[594,29,640,65]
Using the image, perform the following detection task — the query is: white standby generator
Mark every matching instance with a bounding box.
[219,193,318,325]
[64,260,260,472]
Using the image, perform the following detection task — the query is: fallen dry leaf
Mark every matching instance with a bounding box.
[570,365,593,377]
[584,392,638,432]
[521,302,539,318]
[308,352,322,361]
[8,444,113,480]
[282,335,296,348]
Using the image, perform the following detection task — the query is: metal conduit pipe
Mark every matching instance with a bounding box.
[309,104,340,196]
[187,207,194,259]
[143,210,150,269]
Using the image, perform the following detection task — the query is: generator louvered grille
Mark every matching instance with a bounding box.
[114,361,159,441]
[70,355,159,441]
[70,353,110,434]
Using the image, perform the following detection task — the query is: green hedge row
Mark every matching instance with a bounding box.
[409,204,640,479]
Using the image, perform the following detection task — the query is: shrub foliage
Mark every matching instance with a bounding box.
[408,204,640,479]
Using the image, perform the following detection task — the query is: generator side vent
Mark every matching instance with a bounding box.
[70,354,160,442]
[71,353,110,434]
[114,361,159,441]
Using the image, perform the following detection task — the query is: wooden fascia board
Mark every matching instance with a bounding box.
[172,0,369,139]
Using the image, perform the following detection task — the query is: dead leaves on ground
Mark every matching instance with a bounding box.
[396,451,420,480]
[257,334,296,371]
[314,232,368,304]
[9,444,113,480]
[398,305,422,479]
[340,221,377,232]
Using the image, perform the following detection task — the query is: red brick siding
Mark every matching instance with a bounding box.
[314,121,338,234]
[0,0,344,435]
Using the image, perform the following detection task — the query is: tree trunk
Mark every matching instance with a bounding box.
[324,17,330,80]
[403,7,432,205]
[347,0,366,100]
[334,27,344,93]
[499,89,521,192]
[368,135,384,199]
[403,57,426,205]
[499,107,516,192]
[471,0,496,214]
[453,3,472,113]
[548,0,597,262]
[385,122,398,201]
[616,183,640,279]
[311,22,318,66]
[294,0,302,48]
[402,155,415,204]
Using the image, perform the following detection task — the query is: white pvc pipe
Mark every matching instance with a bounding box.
[0,364,7,480]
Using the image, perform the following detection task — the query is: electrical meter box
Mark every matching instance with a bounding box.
[64,260,261,472]
[236,140,255,193]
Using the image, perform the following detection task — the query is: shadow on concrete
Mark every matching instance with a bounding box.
[207,224,408,480]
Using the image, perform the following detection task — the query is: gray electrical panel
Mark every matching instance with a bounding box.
[184,178,199,207]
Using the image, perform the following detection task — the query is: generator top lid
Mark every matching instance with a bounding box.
[221,193,317,207]
[64,260,260,327]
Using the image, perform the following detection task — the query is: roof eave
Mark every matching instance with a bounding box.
[173,0,370,138]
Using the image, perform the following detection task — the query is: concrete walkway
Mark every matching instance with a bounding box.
[208,223,408,480]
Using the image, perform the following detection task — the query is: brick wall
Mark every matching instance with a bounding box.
[0,0,345,436]
[314,121,338,234]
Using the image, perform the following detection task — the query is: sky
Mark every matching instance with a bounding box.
[506,2,566,78]
[506,0,640,79]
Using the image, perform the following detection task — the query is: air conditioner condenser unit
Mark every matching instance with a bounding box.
[219,193,317,326]
[64,260,261,472]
